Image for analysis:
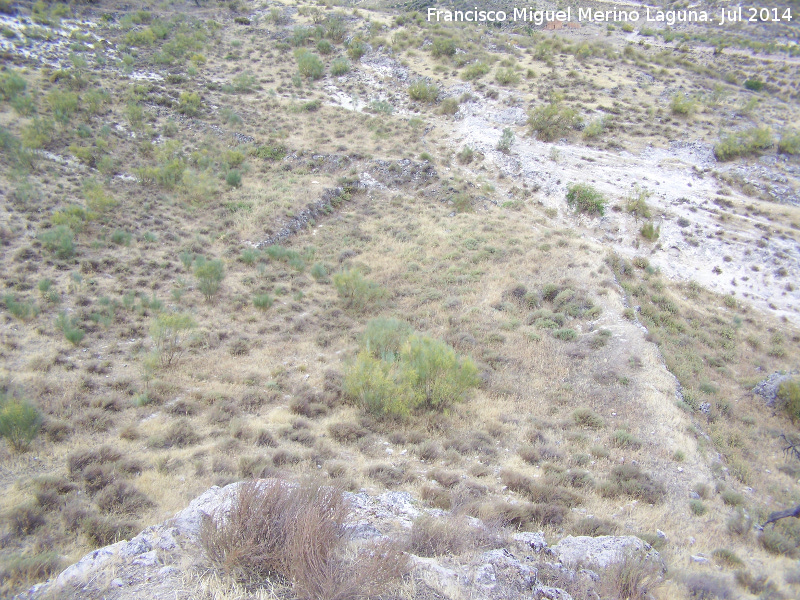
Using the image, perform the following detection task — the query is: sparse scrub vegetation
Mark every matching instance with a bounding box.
[333,269,387,310]
[0,3,798,596]
[528,102,582,141]
[344,319,478,418]
[566,183,607,216]
[714,127,773,161]
[408,79,439,103]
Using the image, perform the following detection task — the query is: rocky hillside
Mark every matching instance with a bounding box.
[0,0,799,598]
[21,479,666,600]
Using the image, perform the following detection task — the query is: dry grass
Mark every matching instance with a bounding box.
[200,480,408,598]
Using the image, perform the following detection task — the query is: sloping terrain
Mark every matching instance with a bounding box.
[0,0,799,598]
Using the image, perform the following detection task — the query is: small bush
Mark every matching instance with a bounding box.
[760,528,797,557]
[689,499,707,516]
[456,146,474,164]
[461,61,490,81]
[495,67,520,86]
[528,102,582,141]
[439,97,459,115]
[296,49,324,80]
[600,464,666,504]
[778,129,800,155]
[39,225,75,259]
[566,183,607,215]
[55,312,84,346]
[330,57,350,76]
[177,92,201,116]
[408,79,439,103]
[345,323,478,418]
[496,128,514,154]
[573,407,604,429]
[150,313,195,367]
[346,38,367,61]
[111,229,131,246]
[226,169,242,187]
[310,263,327,280]
[0,400,42,452]
[778,378,800,420]
[714,126,773,161]
[431,37,456,58]
[640,221,660,241]
[744,78,763,91]
[253,293,274,310]
[583,117,608,139]
[333,269,387,310]
[195,259,225,301]
[670,92,696,116]
[613,429,642,449]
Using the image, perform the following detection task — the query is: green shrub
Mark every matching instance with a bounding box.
[714,127,773,161]
[461,61,490,81]
[625,185,652,219]
[528,102,582,141]
[552,328,577,341]
[310,263,327,280]
[0,400,43,452]
[613,429,642,449]
[583,117,608,139]
[346,38,367,61]
[39,225,75,259]
[431,37,456,58]
[573,407,604,429]
[778,379,800,420]
[408,79,439,103]
[195,259,225,301]
[670,92,695,116]
[295,49,324,80]
[566,183,607,216]
[362,318,413,359]
[56,312,85,345]
[330,56,350,76]
[316,39,332,54]
[438,97,458,115]
[344,324,478,418]
[495,67,520,86]
[689,499,707,516]
[177,92,201,116]
[496,128,514,154]
[744,78,763,91]
[150,312,195,367]
[778,129,800,155]
[46,90,78,124]
[333,269,387,310]
[0,70,26,102]
[640,221,660,241]
[253,293,274,310]
[600,464,666,504]
[2,294,39,320]
[111,229,131,246]
[226,169,242,187]
[457,146,474,164]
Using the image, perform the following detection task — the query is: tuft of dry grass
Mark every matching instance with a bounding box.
[201,479,408,598]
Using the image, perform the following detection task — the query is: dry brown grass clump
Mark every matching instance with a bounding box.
[200,479,408,599]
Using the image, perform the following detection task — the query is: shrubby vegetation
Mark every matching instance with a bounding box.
[528,101,582,141]
[714,127,772,161]
[344,318,479,418]
[0,395,42,452]
[566,183,607,216]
